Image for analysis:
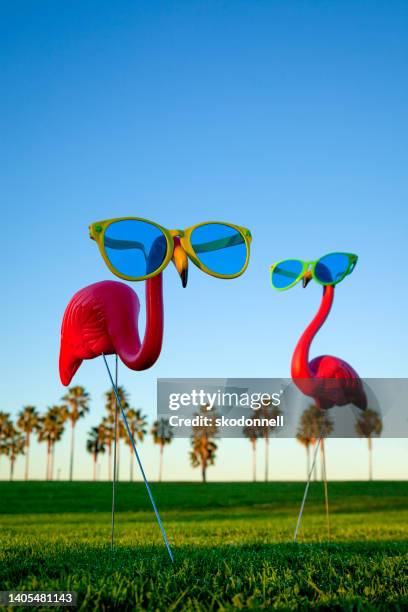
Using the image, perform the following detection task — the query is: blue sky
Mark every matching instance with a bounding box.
[1,1,407,481]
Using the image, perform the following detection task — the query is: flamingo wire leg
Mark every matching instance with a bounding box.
[102,354,174,563]
[293,435,322,542]
[111,355,119,551]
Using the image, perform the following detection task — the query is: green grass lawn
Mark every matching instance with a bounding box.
[1,481,407,610]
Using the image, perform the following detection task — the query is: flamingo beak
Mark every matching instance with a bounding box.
[302,270,312,288]
[172,237,188,288]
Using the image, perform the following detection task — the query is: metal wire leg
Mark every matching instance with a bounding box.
[102,354,174,563]
[111,355,119,550]
[293,436,322,542]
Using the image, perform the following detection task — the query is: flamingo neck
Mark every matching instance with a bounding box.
[120,274,164,371]
[291,285,334,379]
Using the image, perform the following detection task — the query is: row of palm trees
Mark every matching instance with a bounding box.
[180,401,382,483]
[0,386,174,482]
[193,401,382,483]
[295,404,382,482]
[0,385,382,482]
[0,386,94,481]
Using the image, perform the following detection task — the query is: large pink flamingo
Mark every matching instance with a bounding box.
[291,279,367,412]
[59,239,187,562]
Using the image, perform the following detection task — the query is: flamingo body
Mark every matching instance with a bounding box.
[59,279,164,386]
[291,285,367,411]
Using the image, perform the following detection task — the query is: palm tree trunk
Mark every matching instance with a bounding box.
[313,442,318,481]
[50,444,55,481]
[9,458,14,481]
[320,439,324,481]
[159,444,164,482]
[201,460,206,483]
[69,420,75,481]
[93,455,97,481]
[264,435,269,482]
[130,447,133,482]
[252,440,256,482]
[320,438,330,539]
[306,444,310,480]
[108,442,112,481]
[368,437,373,481]
[46,443,51,480]
[116,438,120,481]
[25,434,30,481]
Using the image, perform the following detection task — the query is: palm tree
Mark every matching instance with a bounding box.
[296,409,317,479]
[62,386,90,481]
[86,426,106,481]
[243,419,260,482]
[297,404,328,481]
[296,433,314,478]
[189,405,218,483]
[0,412,12,458]
[0,411,11,436]
[52,405,68,479]
[8,429,25,481]
[315,408,332,484]
[299,404,333,480]
[258,400,282,481]
[355,408,382,480]
[151,418,174,482]
[37,406,67,480]
[105,386,128,481]
[124,408,148,481]
[16,406,40,480]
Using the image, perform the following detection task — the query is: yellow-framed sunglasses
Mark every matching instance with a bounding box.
[89,217,252,285]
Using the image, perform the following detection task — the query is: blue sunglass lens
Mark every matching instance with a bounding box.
[315,253,351,285]
[190,223,247,276]
[104,220,168,278]
[272,260,303,289]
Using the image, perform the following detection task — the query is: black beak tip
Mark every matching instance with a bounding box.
[181,269,188,288]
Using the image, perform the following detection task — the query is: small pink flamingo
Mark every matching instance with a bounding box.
[269,253,367,540]
[291,281,367,412]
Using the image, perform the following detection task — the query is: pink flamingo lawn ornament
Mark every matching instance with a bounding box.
[60,218,252,560]
[270,252,366,541]
[59,274,184,562]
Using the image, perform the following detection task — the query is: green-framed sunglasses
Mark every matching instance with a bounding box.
[89,217,252,284]
[270,252,358,290]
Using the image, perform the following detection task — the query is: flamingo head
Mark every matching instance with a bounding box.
[172,237,188,288]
